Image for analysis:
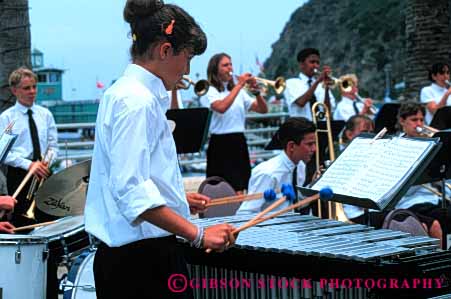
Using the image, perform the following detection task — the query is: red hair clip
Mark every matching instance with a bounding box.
[164,20,175,35]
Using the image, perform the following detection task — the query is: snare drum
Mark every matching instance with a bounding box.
[30,215,90,263]
[63,249,96,299]
[0,234,48,299]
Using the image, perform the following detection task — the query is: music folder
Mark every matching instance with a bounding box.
[430,106,451,130]
[414,130,451,184]
[0,132,17,164]
[166,108,211,154]
[299,133,441,211]
[374,103,400,134]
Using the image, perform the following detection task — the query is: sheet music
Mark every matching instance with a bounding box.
[312,136,435,208]
[0,133,16,163]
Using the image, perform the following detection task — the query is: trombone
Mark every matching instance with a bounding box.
[311,102,343,221]
[416,125,439,137]
[178,76,210,97]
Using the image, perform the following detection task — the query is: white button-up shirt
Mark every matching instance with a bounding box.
[84,64,190,247]
[0,102,58,170]
[237,152,306,214]
[205,85,253,134]
[420,83,451,124]
[333,96,363,121]
[284,72,336,120]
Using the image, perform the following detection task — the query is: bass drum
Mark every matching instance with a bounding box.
[63,249,96,299]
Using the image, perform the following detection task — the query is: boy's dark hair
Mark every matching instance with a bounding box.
[397,102,425,120]
[278,117,316,149]
[341,115,374,144]
[296,48,320,63]
[124,0,207,59]
[428,62,450,81]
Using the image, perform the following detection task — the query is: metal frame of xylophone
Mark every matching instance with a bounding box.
[180,213,451,299]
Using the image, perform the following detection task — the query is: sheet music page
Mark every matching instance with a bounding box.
[312,136,434,206]
[0,133,15,161]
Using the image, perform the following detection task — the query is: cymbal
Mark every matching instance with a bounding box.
[36,159,91,217]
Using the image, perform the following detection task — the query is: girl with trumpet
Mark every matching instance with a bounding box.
[205,53,268,192]
[420,62,451,124]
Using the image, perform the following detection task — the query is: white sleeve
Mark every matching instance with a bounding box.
[284,79,307,106]
[206,86,222,107]
[420,86,434,104]
[109,99,167,224]
[236,171,276,215]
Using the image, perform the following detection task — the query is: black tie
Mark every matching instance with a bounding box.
[307,78,317,106]
[352,100,359,115]
[27,109,41,161]
[291,165,298,203]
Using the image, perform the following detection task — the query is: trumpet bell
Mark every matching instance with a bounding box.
[194,80,209,97]
[273,77,286,95]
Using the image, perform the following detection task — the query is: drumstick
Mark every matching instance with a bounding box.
[13,165,38,199]
[205,196,287,254]
[205,188,280,207]
[205,193,265,207]
[0,165,39,219]
[13,220,57,232]
[233,193,324,234]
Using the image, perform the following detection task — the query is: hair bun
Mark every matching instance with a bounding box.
[124,0,164,23]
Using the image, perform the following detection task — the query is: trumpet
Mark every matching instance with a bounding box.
[355,94,378,115]
[313,69,350,92]
[178,76,210,97]
[230,72,286,96]
[253,76,286,96]
[446,80,451,88]
[415,125,439,137]
[24,148,55,220]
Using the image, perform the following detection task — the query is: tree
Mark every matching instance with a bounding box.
[0,0,31,112]
[404,0,451,100]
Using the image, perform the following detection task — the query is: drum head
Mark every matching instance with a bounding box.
[30,215,84,239]
[64,250,96,299]
[0,234,47,244]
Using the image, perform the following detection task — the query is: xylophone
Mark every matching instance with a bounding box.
[180,213,451,299]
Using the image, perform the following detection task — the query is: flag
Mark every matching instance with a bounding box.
[255,55,264,72]
[96,81,105,89]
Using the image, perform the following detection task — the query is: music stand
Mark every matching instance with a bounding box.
[166,108,211,154]
[430,106,451,130]
[414,130,451,185]
[0,132,17,164]
[374,103,400,134]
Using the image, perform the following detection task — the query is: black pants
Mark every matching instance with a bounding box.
[207,133,251,192]
[94,236,193,299]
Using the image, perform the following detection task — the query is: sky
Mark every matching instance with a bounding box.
[28,0,306,101]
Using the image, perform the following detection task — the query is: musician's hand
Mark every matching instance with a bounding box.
[203,223,235,252]
[29,161,50,180]
[175,80,186,90]
[317,65,332,83]
[186,192,210,214]
[0,221,15,234]
[237,73,252,86]
[362,98,374,113]
[0,196,17,211]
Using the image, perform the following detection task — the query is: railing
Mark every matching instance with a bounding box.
[55,112,289,165]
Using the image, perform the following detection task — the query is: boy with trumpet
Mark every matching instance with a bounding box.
[333,73,376,121]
